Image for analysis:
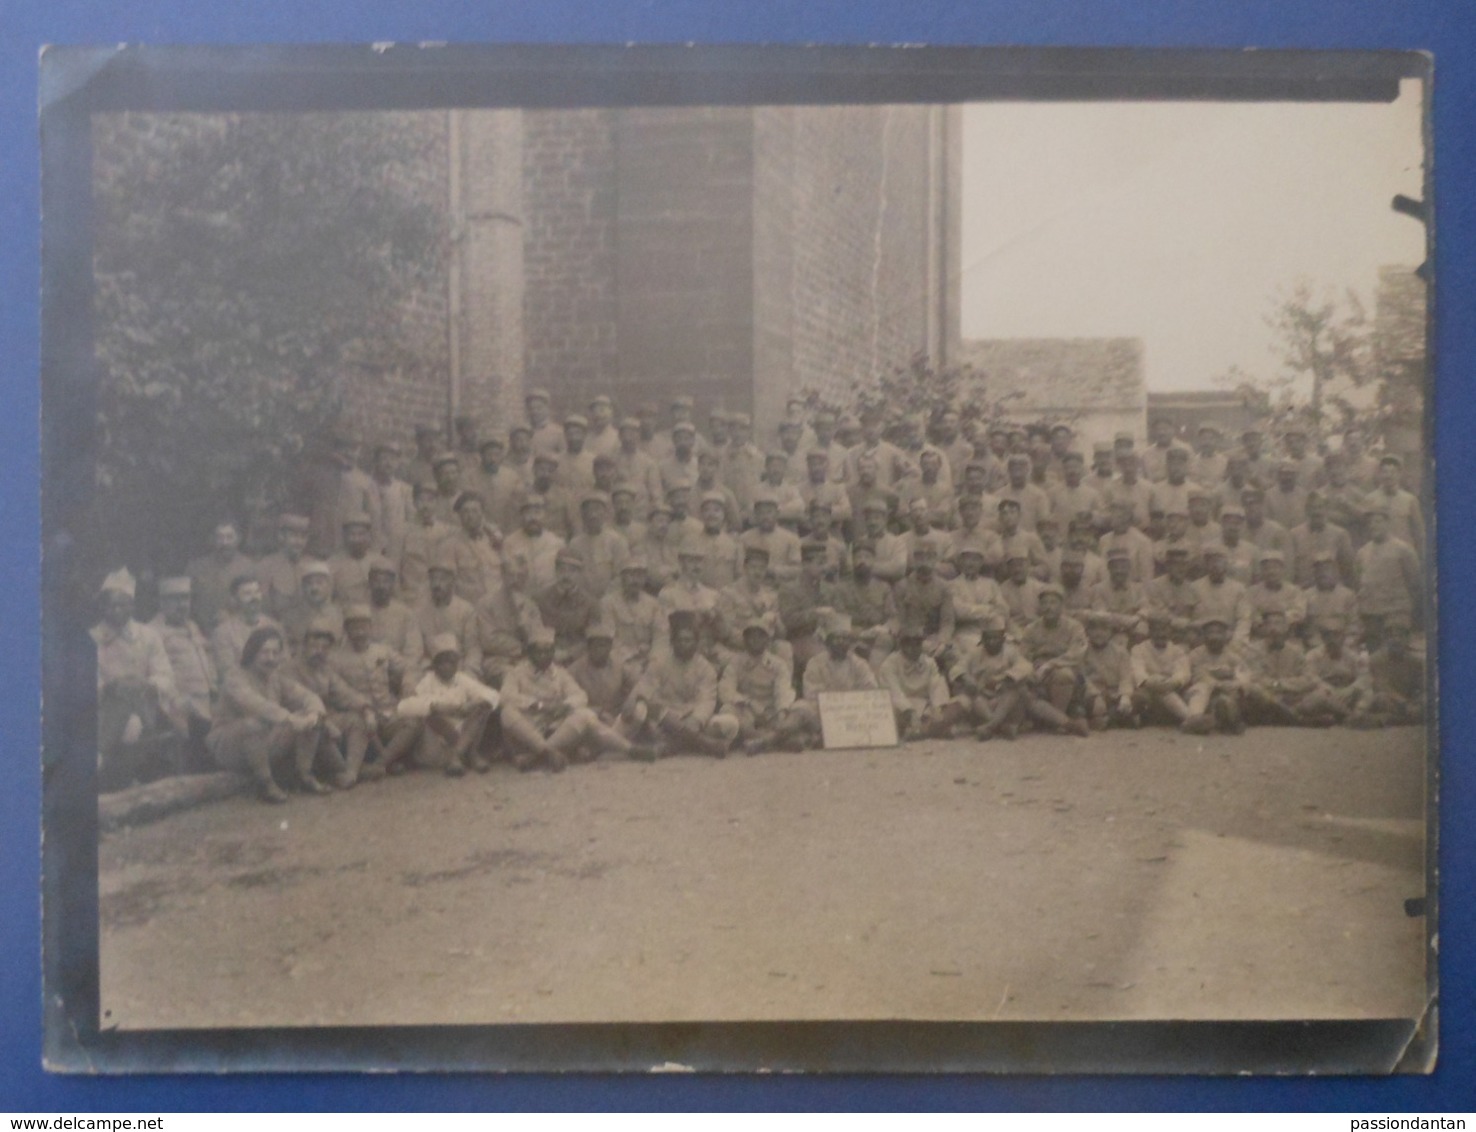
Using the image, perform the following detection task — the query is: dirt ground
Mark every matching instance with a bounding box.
[98,725,1428,1030]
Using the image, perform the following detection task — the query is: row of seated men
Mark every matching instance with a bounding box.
[94,519,1425,800]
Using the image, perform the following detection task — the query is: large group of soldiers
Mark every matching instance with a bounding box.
[92,389,1428,803]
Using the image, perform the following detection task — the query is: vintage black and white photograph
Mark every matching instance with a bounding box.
[43,47,1433,1065]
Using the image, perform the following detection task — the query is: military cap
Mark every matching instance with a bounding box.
[667,609,700,631]
[743,544,771,562]
[670,394,696,410]
[519,494,547,511]
[431,451,460,469]
[800,540,830,559]
[584,619,615,641]
[805,448,829,462]
[1257,549,1286,565]
[1006,453,1031,466]
[699,489,728,509]
[342,603,373,624]
[1283,423,1308,437]
[555,548,585,569]
[672,420,698,436]
[1379,454,1404,468]
[1200,543,1229,559]
[158,575,191,597]
[1276,459,1298,475]
[563,414,589,430]
[303,615,339,642]
[1050,423,1074,436]
[648,502,674,519]
[341,510,373,528]
[638,401,660,417]
[861,496,891,514]
[527,626,557,648]
[953,542,987,560]
[1079,610,1113,628]
[277,512,311,533]
[1164,544,1191,557]
[980,613,1008,634]
[741,618,772,637]
[824,613,855,637]
[1166,445,1190,460]
[508,422,533,437]
[1310,552,1337,567]
[1104,546,1132,562]
[906,498,930,515]
[957,493,984,509]
[676,541,706,559]
[428,632,462,659]
[987,422,1011,436]
[1198,614,1230,630]
[666,482,693,498]
[610,482,636,498]
[365,553,397,576]
[1036,515,1060,528]
[1038,584,1065,600]
[1061,449,1085,463]
[618,416,642,431]
[425,554,456,576]
[1186,488,1211,503]
[709,408,730,424]
[298,559,332,580]
[1092,441,1113,455]
[752,489,781,509]
[1198,420,1223,434]
[851,540,877,557]
[777,419,802,432]
[1060,549,1086,566]
[588,394,614,409]
[996,497,1022,511]
[619,555,649,574]
[1143,607,1174,624]
[578,490,612,510]
[452,491,484,512]
[837,414,860,432]
[478,432,507,451]
[525,387,552,403]
[532,451,560,466]
[808,497,835,513]
[1004,550,1029,563]
[1219,505,1247,520]
[1317,614,1350,634]
[1239,486,1265,501]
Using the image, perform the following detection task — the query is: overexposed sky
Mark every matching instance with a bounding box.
[960,79,1426,392]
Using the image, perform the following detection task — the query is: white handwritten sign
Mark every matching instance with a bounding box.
[817,689,900,750]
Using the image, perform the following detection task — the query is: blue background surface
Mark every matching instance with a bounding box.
[3,0,1472,1112]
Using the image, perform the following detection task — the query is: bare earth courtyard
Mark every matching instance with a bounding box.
[98,726,1427,1030]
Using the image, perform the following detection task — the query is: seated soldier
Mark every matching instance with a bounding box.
[1192,544,1251,645]
[397,633,500,776]
[891,543,956,662]
[207,625,327,804]
[501,627,649,770]
[1354,621,1425,727]
[93,568,185,790]
[534,547,600,666]
[1129,608,1193,726]
[568,620,636,725]
[950,613,1033,740]
[713,619,811,755]
[332,603,424,778]
[998,551,1046,634]
[796,614,882,747]
[621,610,734,758]
[714,545,790,664]
[150,575,217,770]
[1182,615,1249,735]
[1080,611,1136,730]
[876,621,967,740]
[567,490,630,601]
[287,617,371,788]
[1018,585,1092,737]
[280,559,343,658]
[1086,546,1148,644]
[1242,610,1340,727]
[474,554,545,689]
[946,544,1006,653]
[211,573,283,682]
[1144,545,1200,627]
[1303,614,1372,724]
[819,540,896,663]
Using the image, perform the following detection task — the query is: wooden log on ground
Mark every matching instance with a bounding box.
[98,772,251,832]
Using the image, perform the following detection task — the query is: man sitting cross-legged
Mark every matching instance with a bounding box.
[712,619,812,756]
[1242,609,1342,727]
[621,610,735,758]
[1128,608,1193,727]
[331,603,425,779]
[1181,615,1248,735]
[1080,611,1137,730]
[1018,585,1092,737]
[397,633,500,776]
[949,613,1033,740]
[876,620,968,741]
[501,627,651,770]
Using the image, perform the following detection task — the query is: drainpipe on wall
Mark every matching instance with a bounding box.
[446,108,464,443]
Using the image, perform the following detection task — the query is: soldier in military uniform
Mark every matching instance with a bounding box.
[150,575,216,768]
[1129,609,1193,726]
[397,632,500,776]
[1182,615,1248,735]
[1018,585,1092,737]
[876,621,967,740]
[333,603,424,778]
[288,617,370,787]
[621,611,733,758]
[949,613,1032,740]
[713,620,810,755]
[1080,611,1137,730]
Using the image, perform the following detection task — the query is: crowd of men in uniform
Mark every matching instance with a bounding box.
[91,389,1428,802]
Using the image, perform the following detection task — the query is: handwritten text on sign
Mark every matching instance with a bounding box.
[818,689,900,749]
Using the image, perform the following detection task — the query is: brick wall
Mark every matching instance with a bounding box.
[522,108,620,416]
[752,105,935,438]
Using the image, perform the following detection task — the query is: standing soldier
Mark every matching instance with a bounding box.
[187,520,254,635]
[400,482,454,605]
[1354,503,1422,652]
[501,496,565,597]
[303,431,375,560]
[1289,492,1355,588]
[586,394,622,459]
[1192,545,1252,645]
[891,544,956,661]
[1363,455,1425,559]
[211,574,283,682]
[559,414,596,494]
[1087,547,1149,644]
[1245,549,1307,637]
[996,453,1053,534]
[279,560,342,658]
[327,511,376,607]
[741,490,803,582]
[1265,461,1310,530]
[613,416,664,518]
[998,551,1047,634]
[525,387,565,459]
[567,491,630,601]
[1190,421,1228,489]
[405,423,442,494]
[467,432,524,536]
[413,555,483,677]
[367,441,414,567]
[255,513,312,621]
[429,452,464,525]
[1145,545,1200,627]
[364,555,424,687]
[1304,553,1359,641]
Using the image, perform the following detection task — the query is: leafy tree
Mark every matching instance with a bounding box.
[89,111,446,579]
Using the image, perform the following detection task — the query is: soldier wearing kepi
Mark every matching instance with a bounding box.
[256,512,312,620]
[332,603,424,778]
[287,617,370,788]
[713,619,811,755]
[949,613,1032,740]
[1018,585,1091,737]
[1129,609,1193,727]
[1241,609,1341,727]
[621,611,733,758]
[211,573,283,682]
[1303,614,1373,724]
[1080,610,1137,730]
[150,575,217,767]
[1182,615,1249,735]
[397,633,500,776]
[797,613,882,747]
[876,621,968,740]
[500,627,649,770]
